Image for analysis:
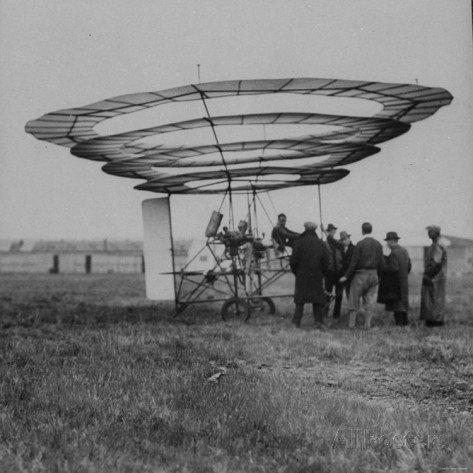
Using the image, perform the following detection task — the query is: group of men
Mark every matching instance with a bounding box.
[271,213,448,329]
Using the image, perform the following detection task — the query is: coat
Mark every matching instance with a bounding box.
[342,242,355,287]
[344,236,385,280]
[325,235,344,280]
[420,242,447,322]
[378,244,411,312]
[290,230,330,304]
[342,242,355,273]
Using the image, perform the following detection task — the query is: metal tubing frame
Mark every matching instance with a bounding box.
[173,238,293,316]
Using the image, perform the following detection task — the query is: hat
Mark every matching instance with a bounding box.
[426,225,441,234]
[326,223,337,231]
[384,231,401,241]
[339,231,351,239]
[304,221,318,230]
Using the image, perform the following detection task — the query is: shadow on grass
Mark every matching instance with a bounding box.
[3,298,473,334]
[0,298,228,330]
[2,273,473,332]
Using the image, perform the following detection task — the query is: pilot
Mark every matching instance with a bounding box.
[271,213,300,257]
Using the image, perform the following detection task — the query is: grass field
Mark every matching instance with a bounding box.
[1,273,472,472]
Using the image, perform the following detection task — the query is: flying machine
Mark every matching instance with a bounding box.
[25,78,452,319]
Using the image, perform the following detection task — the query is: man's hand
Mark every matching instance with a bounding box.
[339,276,347,283]
[422,275,433,287]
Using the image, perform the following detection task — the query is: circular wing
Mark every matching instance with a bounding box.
[25,78,452,194]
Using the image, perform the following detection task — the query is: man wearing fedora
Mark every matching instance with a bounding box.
[378,232,411,326]
[339,222,384,329]
[290,221,331,328]
[420,225,447,327]
[321,223,345,319]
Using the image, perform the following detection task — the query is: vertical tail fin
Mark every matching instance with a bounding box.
[142,198,175,300]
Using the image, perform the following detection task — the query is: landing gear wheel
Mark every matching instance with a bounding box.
[174,302,188,317]
[221,298,249,321]
[249,297,276,316]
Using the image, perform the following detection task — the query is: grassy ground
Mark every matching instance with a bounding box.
[1,273,472,472]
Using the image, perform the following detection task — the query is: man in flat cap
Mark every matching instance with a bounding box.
[321,223,345,319]
[339,222,384,329]
[378,232,412,326]
[290,221,331,328]
[420,225,447,327]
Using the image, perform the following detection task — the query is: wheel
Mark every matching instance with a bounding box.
[174,302,188,317]
[221,298,249,321]
[249,297,276,316]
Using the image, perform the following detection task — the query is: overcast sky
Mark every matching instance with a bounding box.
[1,0,472,244]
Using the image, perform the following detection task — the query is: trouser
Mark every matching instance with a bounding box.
[425,320,444,327]
[325,275,344,318]
[348,310,373,329]
[346,270,378,329]
[344,280,351,298]
[394,311,408,326]
[293,303,325,327]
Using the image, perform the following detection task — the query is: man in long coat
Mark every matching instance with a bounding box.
[420,225,447,326]
[290,221,331,328]
[378,232,411,326]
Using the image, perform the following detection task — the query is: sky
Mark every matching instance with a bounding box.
[1,0,472,245]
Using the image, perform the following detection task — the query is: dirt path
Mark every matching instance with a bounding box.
[244,358,473,416]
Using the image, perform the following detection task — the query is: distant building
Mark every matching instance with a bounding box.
[403,234,473,276]
[0,239,190,274]
[0,235,471,275]
[441,235,473,276]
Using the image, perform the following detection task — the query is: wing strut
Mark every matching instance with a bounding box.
[317,182,324,240]
[199,91,235,229]
[252,188,259,238]
[257,193,276,228]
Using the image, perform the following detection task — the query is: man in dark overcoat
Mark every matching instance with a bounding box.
[378,232,411,326]
[289,221,331,328]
